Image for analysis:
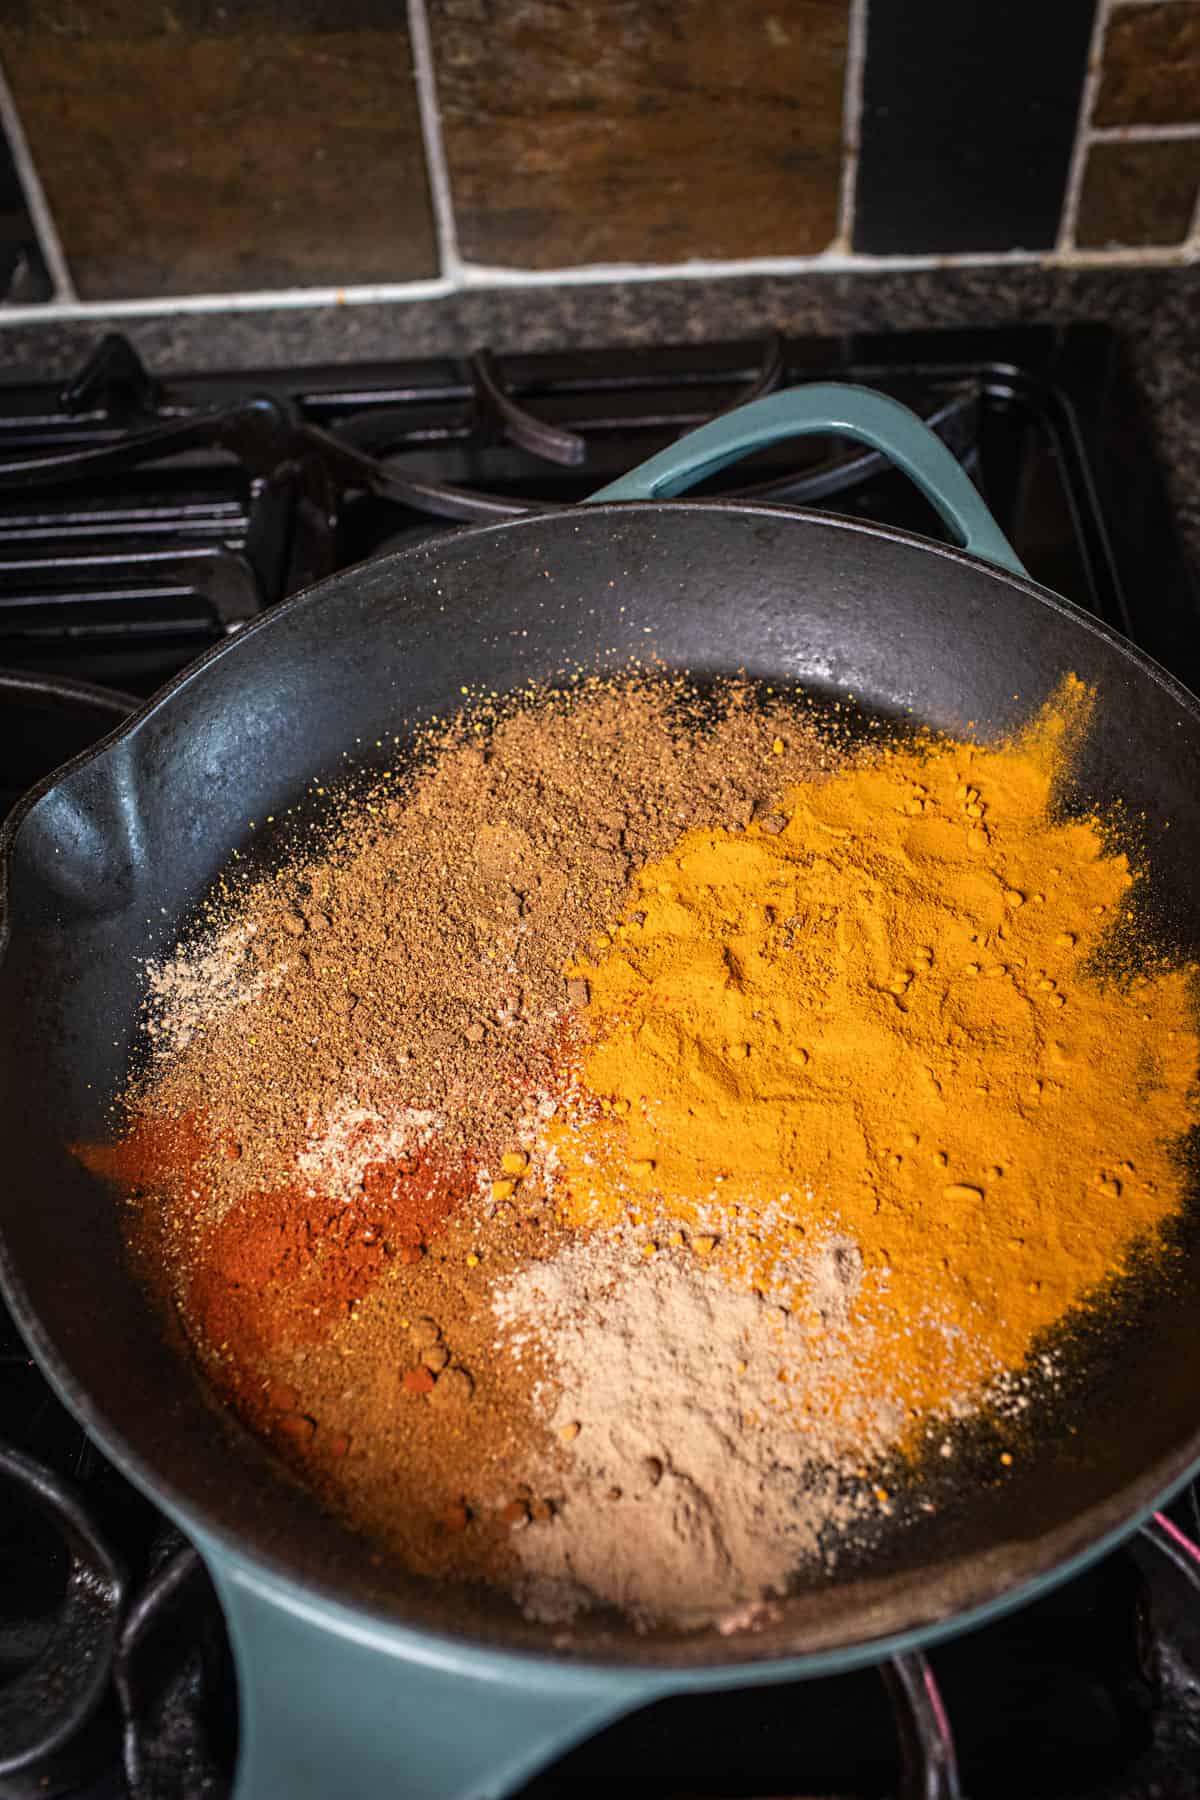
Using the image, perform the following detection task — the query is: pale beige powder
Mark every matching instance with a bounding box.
[492,1232,903,1629]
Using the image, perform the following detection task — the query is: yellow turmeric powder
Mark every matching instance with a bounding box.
[546,677,1200,1434]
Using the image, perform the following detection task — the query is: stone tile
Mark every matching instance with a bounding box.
[854,0,1095,255]
[0,121,52,303]
[3,4,436,299]
[4,0,408,36]
[1076,138,1200,247]
[427,0,848,268]
[1094,1,1200,127]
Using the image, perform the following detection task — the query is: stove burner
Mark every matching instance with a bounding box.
[884,1652,961,1799]
[116,1538,236,1800]
[0,1444,125,1796]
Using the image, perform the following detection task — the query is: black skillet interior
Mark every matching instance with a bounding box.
[2,501,1200,1671]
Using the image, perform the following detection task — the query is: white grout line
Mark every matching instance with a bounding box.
[0,277,455,326]
[457,247,1050,284]
[1090,121,1200,141]
[833,0,870,253]
[1057,0,1114,254]
[406,0,463,280]
[0,55,76,303]
[0,239,1195,329]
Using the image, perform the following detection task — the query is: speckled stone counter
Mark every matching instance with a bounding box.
[1,264,1197,568]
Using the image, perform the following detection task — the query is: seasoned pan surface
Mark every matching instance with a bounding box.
[3,501,1200,1670]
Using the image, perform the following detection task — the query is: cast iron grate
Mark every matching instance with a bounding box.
[0,324,1192,695]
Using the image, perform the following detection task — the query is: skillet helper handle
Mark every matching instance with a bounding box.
[584,381,1028,579]
[209,1557,651,1800]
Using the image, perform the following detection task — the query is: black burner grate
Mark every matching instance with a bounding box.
[0,325,1193,695]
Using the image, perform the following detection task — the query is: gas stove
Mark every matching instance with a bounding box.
[1,323,1199,1800]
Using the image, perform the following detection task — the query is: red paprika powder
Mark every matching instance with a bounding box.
[75,1114,477,1366]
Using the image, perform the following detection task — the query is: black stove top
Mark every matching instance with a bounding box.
[2,323,1199,1800]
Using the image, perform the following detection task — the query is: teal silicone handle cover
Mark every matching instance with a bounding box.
[584,381,1028,578]
[206,1550,657,1800]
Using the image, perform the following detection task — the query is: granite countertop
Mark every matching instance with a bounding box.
[1,263,1197,568]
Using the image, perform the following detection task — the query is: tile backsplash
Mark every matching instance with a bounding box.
[0,0,1196,310]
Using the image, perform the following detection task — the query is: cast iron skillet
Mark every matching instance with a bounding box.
[2,387,1200,1800]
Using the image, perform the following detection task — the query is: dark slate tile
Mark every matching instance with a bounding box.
[0,118,52,304]
[1094,1,1200,127]
[854,0,1097,255]
[428,0,848,268]
[3,3,436,300]
[1076,138,1200,247]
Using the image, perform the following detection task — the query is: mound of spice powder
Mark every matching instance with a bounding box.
[476,679,1200,1625]
[136,675,844,1214]
[78,672,1200,1632]
[536,676,1200,1445]
[80,675,850,1592]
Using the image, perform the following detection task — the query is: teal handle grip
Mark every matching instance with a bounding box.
[584,381,1027,578]
[207,1553,653,1800]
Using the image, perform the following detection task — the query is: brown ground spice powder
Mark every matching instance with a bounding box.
[143,677,843,1208]
[91,676,845,1586]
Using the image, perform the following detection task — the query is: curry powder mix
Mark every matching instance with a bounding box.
[550,678,1200,1433]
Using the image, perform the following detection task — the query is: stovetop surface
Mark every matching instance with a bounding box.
[0,322,1195,697]
[1,323,1199,1800]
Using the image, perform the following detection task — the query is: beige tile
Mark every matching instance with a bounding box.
[429,0,849,268]
[1094,1,1200,128]
[1076,138,1200,248]
[4,7,436,299]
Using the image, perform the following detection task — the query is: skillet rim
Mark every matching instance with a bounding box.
[3,496,1200,1678]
